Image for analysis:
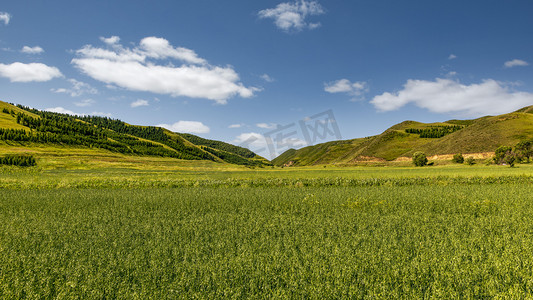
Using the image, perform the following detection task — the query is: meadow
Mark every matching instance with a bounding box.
[1,162,533,298]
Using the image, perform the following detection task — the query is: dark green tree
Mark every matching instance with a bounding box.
[452,153,464,164]
[412,152,428,167]
[515,140,532,163]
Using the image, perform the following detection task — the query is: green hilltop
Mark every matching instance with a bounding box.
[273,106,533,166]
[0,100,270,167]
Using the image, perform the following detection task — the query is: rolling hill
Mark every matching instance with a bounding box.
[0,100,270,167]
[273,106,533,166]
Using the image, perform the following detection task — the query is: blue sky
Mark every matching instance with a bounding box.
[1,0,532,159]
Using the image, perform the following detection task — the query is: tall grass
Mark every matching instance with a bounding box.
[1,185,533,298]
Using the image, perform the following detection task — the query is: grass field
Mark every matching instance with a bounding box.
[1,163,533,298]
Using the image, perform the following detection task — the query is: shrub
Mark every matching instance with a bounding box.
[465,157,475,166]
[452,153,464,164]
[412,152,428,167]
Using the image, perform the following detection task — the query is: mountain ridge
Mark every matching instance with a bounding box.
[273,106,533,166]
[0,100,270,167]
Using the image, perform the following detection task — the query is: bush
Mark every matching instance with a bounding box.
[465,157,475,166]
[452,153,464,164]
[412,152,428,167]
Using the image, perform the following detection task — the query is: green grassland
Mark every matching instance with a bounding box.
[1,181,533,298]
[1,163,533,297]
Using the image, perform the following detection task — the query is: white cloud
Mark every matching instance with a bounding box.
[448,54,457,60]
[256,122,277,129]
[100,36,120,45]
[260,74,275,82]
[371,78,533,117]
[504,59,529,68]
[74,99,95,107]
[21,46,44,54]
[228,123,244,128]
[46,107,80,115]
[45,107,111,117]
[258,0,325,32]
[233,131,307,159]
[72,36,258,104]
[92,111,112,117]
[158,121,210,134]
[51,78,98,97]
[0,12,10,25]
[131,99,149,108]
[139,37,206,64]
[324,79,368,100]
[0,62,62,82]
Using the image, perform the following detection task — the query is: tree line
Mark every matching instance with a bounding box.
[2,108,206,160]
[405,125,464,138]
[0,154,36,167]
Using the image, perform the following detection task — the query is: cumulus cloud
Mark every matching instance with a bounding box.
[100,36,120,45]
[448,54,457,60]
[21,46,44,54]
[72,36,257,104]
[0,12,10,25]
[139,37,206,64]
[74,99,95,107]
[504,59,529,68]
[158,121,210,134]
[370,78,533,117]
[51,78,98,97]
[325,79,368,100]
[258,0,325,32]
[131,99,149,108]
[0,62,62,82]
[234,131,307,159]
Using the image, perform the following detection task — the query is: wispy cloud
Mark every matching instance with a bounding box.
[228,123,244,128]
[504,59,529,68]
[74,99,95,107]
[45,107,111,117]
[256,123,277,129]
[448,54,457,60]
[131,99,149,108]
[51,79,98,97]
[21,46,44,54]
[371,78,533,117]
[260,74,275,82]
[158,121,210,134]
[72,36,258,104]
[0,12,11,25]
[258,0,325,33]
[0,62,62,82]
[324,79,368,100]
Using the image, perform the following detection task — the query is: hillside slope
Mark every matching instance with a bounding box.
[0,101,270,166]
[273,106,533,166]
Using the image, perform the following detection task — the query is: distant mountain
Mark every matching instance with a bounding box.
[0,100,270,166]
[273,106,533,166]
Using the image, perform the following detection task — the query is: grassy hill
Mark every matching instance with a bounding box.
[273,106,533,166]
[0,101,270,167]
